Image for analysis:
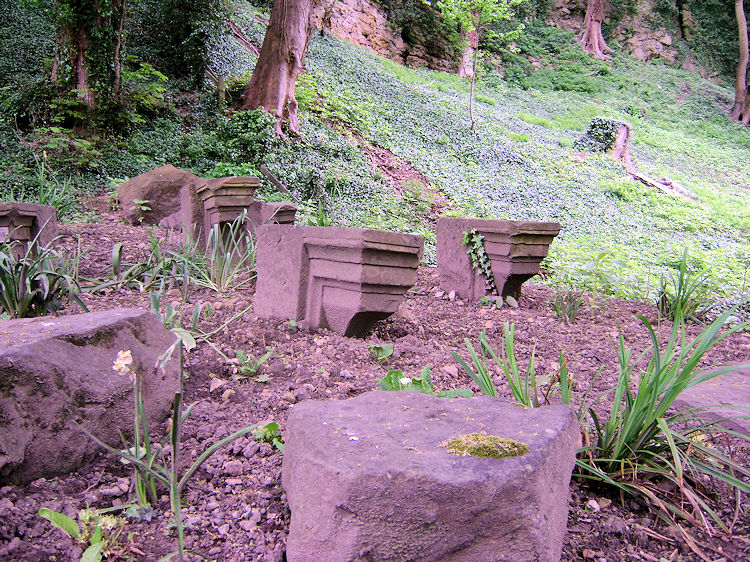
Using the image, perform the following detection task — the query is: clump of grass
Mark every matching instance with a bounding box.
[576,308,750,551]
[0,235,87,318]
[551,289,585,323]
[657,250,711,322]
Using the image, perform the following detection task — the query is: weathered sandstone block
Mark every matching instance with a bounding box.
[118,164,203,225]
[255,225,423,337]
[283,391,579,561]
[0,309,179,484]
[437,217,560,301]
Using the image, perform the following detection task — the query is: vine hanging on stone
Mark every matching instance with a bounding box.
[462,229,497,295]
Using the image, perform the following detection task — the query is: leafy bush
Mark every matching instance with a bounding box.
[216,109,276,166]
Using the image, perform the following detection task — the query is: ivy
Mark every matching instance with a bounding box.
[573,116,631,152]
[462,229,497,294]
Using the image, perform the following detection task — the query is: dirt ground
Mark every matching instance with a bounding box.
[1,208,749,561]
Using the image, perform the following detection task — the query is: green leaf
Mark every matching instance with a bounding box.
[436,388,474,398]
[38,508,80,539]
[81,542,103,562]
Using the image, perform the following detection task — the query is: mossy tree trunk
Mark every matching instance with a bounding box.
[581,0,612,60]
[242,0,321,135]
[731,0,750,125]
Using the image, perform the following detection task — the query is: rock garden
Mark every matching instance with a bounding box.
[0,171,748,561]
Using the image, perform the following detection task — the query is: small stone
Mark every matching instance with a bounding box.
[582,549,596,559]
[340,369,353,379]
[448,290,456,301]
[242,443,261,459]
[597,497,612,509]
[221,389,235,402]
[208,547,222,556]
[435,291,445,299]
[442,365,459,377]
[217,523,230,536]
[586,499,600,513]
[281,391,298,404]
[239,520,255,531]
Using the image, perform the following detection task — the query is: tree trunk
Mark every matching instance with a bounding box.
[70,27,94,111]
[113,0,127,99]
[581,0,612,60]
[242,0,321,135]
[458,27,478,78]
[731,0,750,124]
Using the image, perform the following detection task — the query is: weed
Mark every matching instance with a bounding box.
[39,506,128,560]
[232,348,273,382]
[252,421,285,452]
[368,343,394,362]
[377,366,473,398]
[551,289,585,323]
[79,338,256,560]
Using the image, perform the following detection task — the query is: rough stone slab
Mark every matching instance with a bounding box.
[255,225,423,337]
[283,391,579,561]
[0,309,179,484]
[672,364,750,436]
[118,164,203,225]
[437,217,560,301]
[0,202,58,254]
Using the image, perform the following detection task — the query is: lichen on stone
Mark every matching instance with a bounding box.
[440,432,529,459]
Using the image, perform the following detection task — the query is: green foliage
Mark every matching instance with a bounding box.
[252,421,284,452]
[129,0,231,87]
[462,229,497,295]
[368,343,394,362]
[377,366,474,397]
[216,110,276,167]
[574,117,631,152]
[576,310,750,533]
[39,506,126,561]
[450,332,498,397]
[551,289,585,323]
[0,237,87,319]
[657,250,711,322]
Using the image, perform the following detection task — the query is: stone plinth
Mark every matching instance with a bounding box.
[197,176,259,237]
[0,202,58,256]
[282,391,579,561]
[0,309,179,485]
[255,225,423,337]
[437,217,560,300]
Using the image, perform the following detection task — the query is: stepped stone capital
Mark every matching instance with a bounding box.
[255,225,423,337]
[437,217,560,301]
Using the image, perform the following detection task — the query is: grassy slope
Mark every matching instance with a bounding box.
[221,4,750,301]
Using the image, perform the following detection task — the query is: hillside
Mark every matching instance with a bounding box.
[1,0,749,304]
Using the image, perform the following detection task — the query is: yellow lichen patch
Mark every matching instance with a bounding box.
[440,433,529,459]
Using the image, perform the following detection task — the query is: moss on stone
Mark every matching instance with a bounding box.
[440,432,529,459]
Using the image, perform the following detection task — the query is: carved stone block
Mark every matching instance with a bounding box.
[437,217,560,301]
[0,202,58,257]
[255,225,423,337]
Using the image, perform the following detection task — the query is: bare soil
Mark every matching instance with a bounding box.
[1,205,749,561]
